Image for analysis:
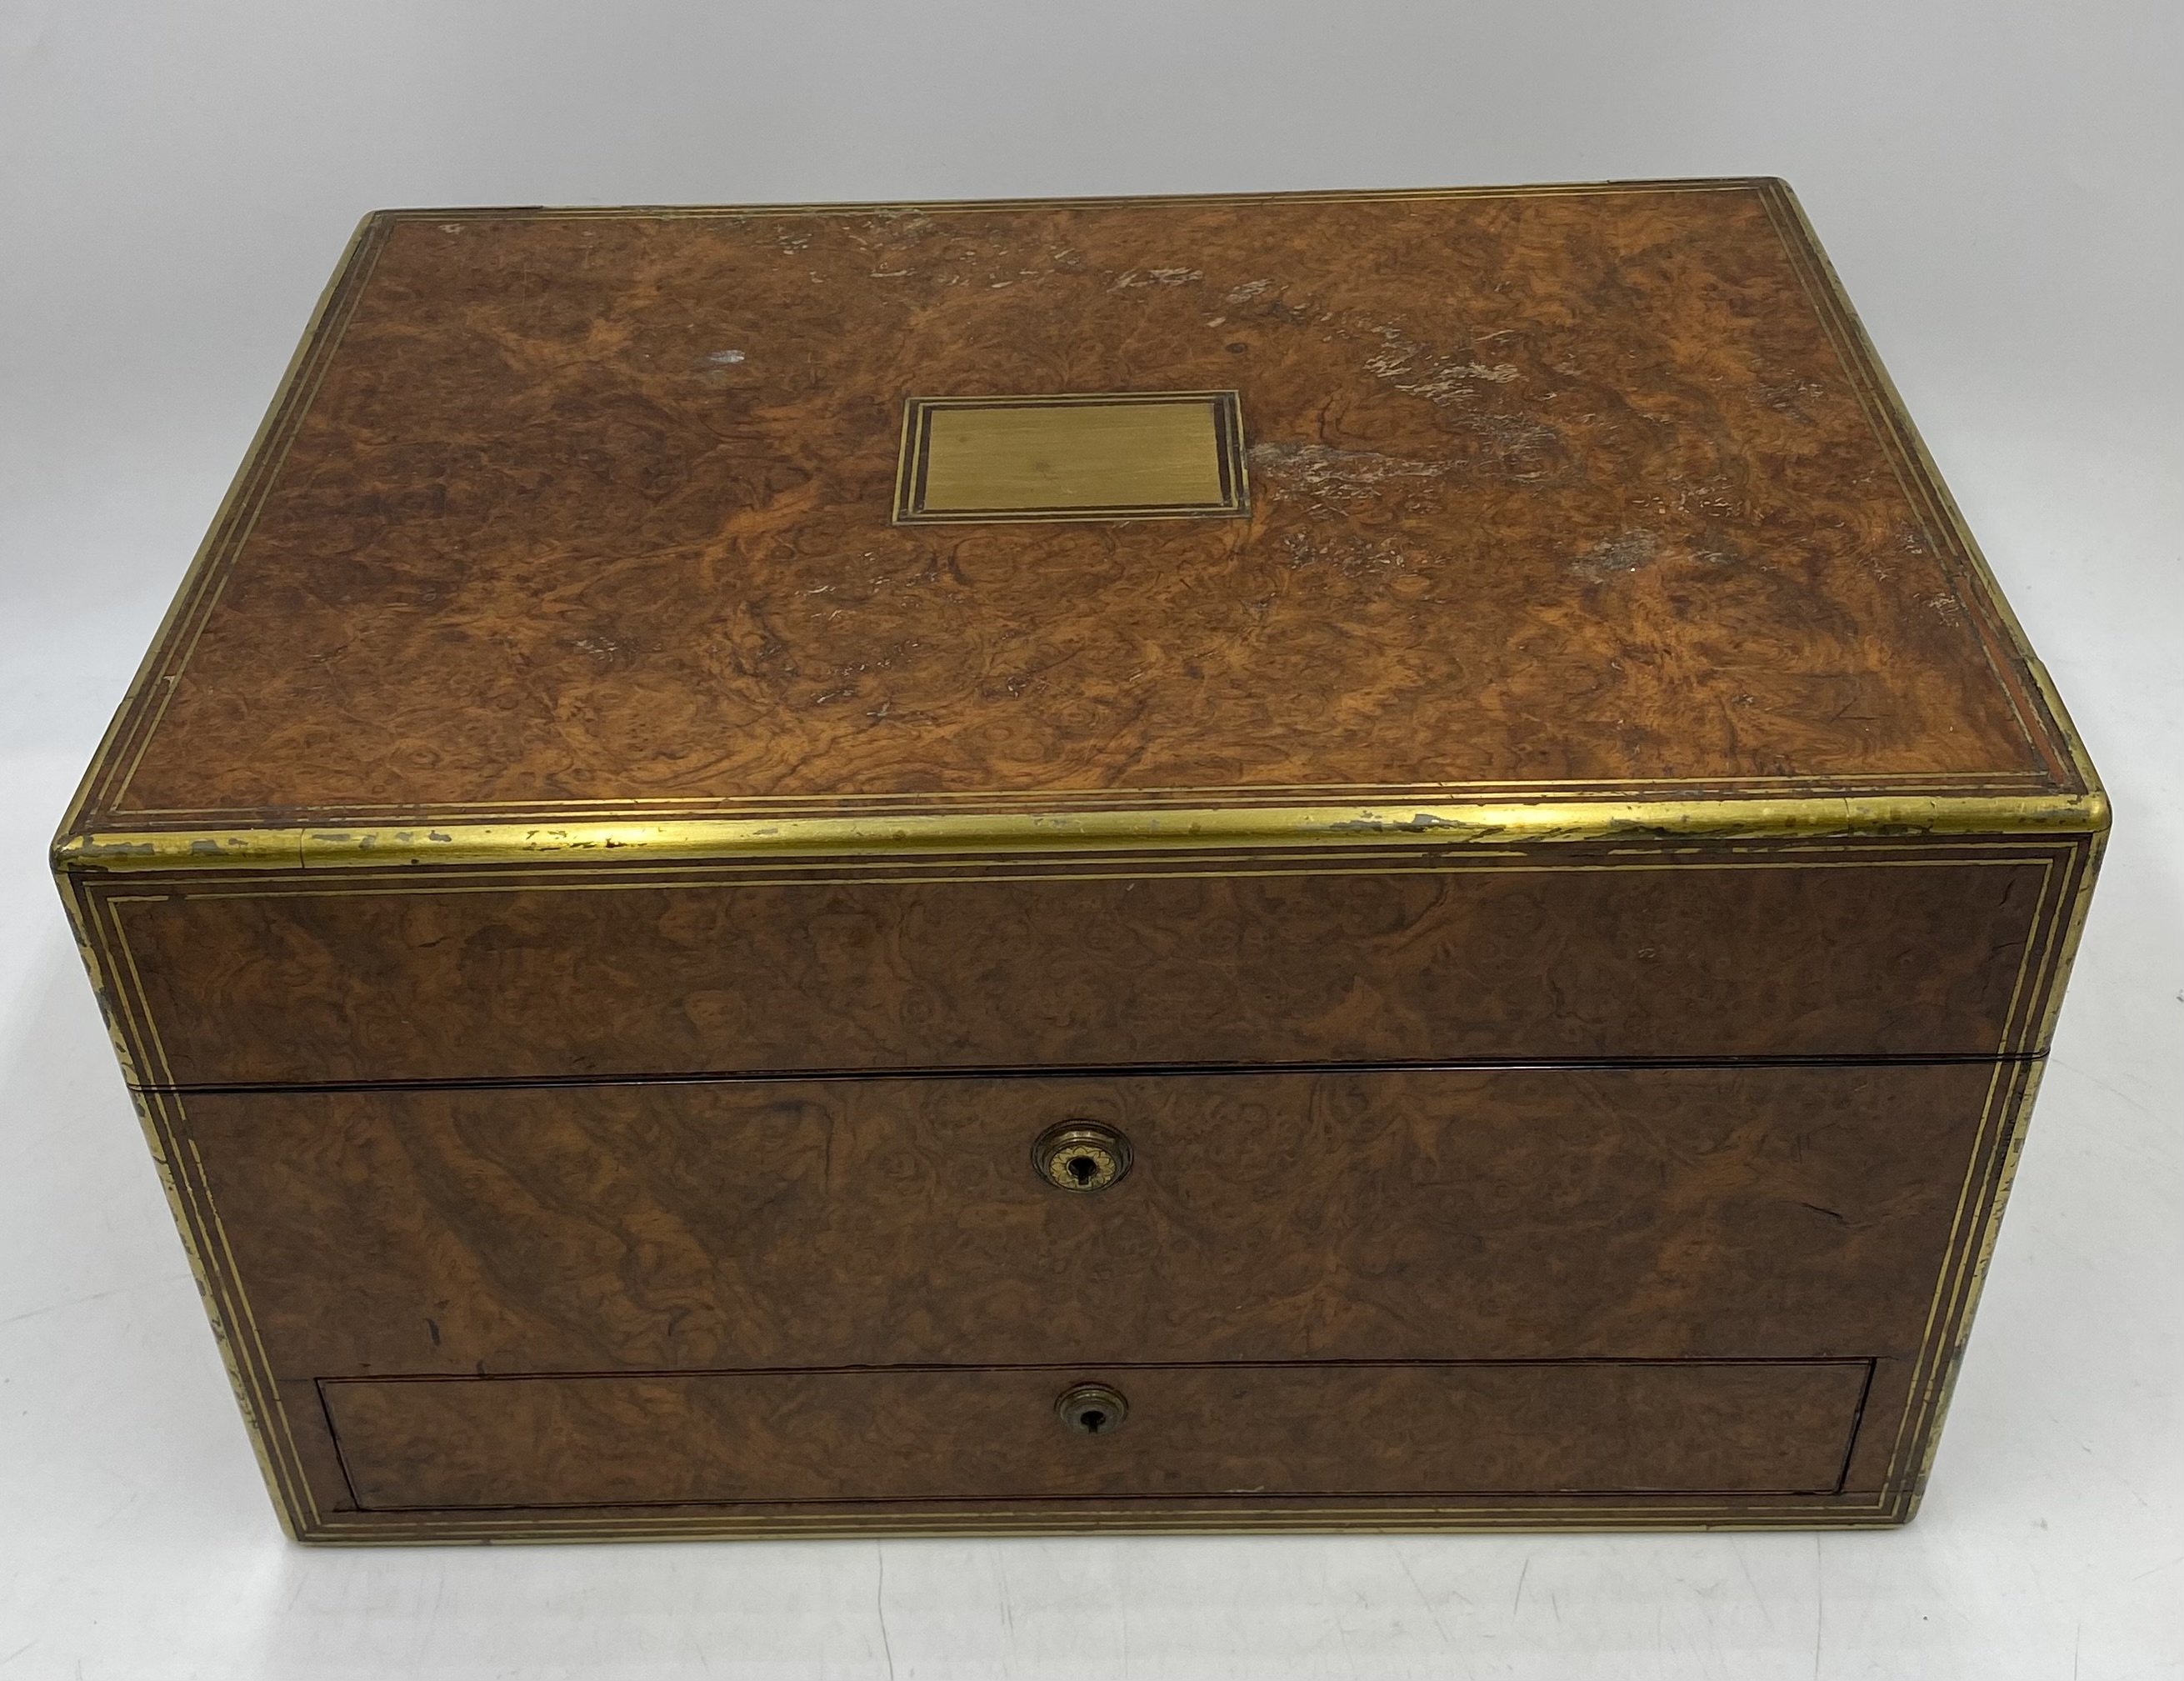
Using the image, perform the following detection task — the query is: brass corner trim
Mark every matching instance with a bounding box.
[1757,178,2107,808]
[51,790,2111,874]
[55,209,393,843]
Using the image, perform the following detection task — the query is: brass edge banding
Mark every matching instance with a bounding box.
[52,793,2112,873]
[397,177,1779,226]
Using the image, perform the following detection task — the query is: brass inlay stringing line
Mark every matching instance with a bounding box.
[107,851,2074,913]
[102,770,2067,821]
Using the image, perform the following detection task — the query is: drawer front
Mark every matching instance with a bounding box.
[96,842,2076,1086]
[322,1359,1872,1510]
[189,1063,2002,1377]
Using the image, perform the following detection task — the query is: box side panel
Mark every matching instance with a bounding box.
[52,870,316,1538]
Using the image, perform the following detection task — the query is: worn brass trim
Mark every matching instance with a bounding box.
[52,790,2110,873]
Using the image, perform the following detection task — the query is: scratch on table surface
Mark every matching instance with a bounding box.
[0,1285,137,1330]
[1512,1554,1531,1615]
[992,1553,1021,1669]
[1393,1544,1457,1645]
[2048,1054,2155,1119]
[1812,1534,1825,1681]
[1733,1537,1776,1628]
[876,1543,897,1681]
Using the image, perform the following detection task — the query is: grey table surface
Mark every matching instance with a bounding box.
[1,3,2178,1676]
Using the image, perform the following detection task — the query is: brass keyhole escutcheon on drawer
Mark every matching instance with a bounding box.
[1032,1121,1132,1193]
[1056,1381,1129,1436]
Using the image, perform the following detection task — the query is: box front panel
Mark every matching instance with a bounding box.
[142,1054,2037,1535]
[186,1064,2002,1375]
[91,841,2074,1087]
[322,1361,1872,1511]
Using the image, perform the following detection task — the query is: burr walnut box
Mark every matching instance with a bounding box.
[54,178,2105,1542]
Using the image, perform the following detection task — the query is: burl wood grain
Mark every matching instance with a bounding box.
[100,841,2066,1086]
[80,180,2075,830]
[187,1064,1997,1380]
[323,1361,1871,1510]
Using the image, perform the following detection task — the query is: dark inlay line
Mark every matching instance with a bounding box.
[347,1484,1855,1513]
[139,1053,2042,1098]
[321,1355,1876,1386]
[1832,1357,1882,1498]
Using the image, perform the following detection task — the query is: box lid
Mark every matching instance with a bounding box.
[57,178,2102,872]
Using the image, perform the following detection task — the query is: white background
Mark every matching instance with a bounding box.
[2,3,2179,1676]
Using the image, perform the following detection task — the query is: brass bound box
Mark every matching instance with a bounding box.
[54,179,2104,1542]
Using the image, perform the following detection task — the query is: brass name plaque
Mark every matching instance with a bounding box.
[893,391,1247,523]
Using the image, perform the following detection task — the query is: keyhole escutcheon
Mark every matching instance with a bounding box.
[1057,1381,1129,1436]
[1032,1121,1132,1193]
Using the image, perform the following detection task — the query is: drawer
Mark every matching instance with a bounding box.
[187,1063,2004,1376]
[322,1359,1873,1510]
[97,842,2068,1085]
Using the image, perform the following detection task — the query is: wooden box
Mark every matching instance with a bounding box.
[53,179,2105,1541]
